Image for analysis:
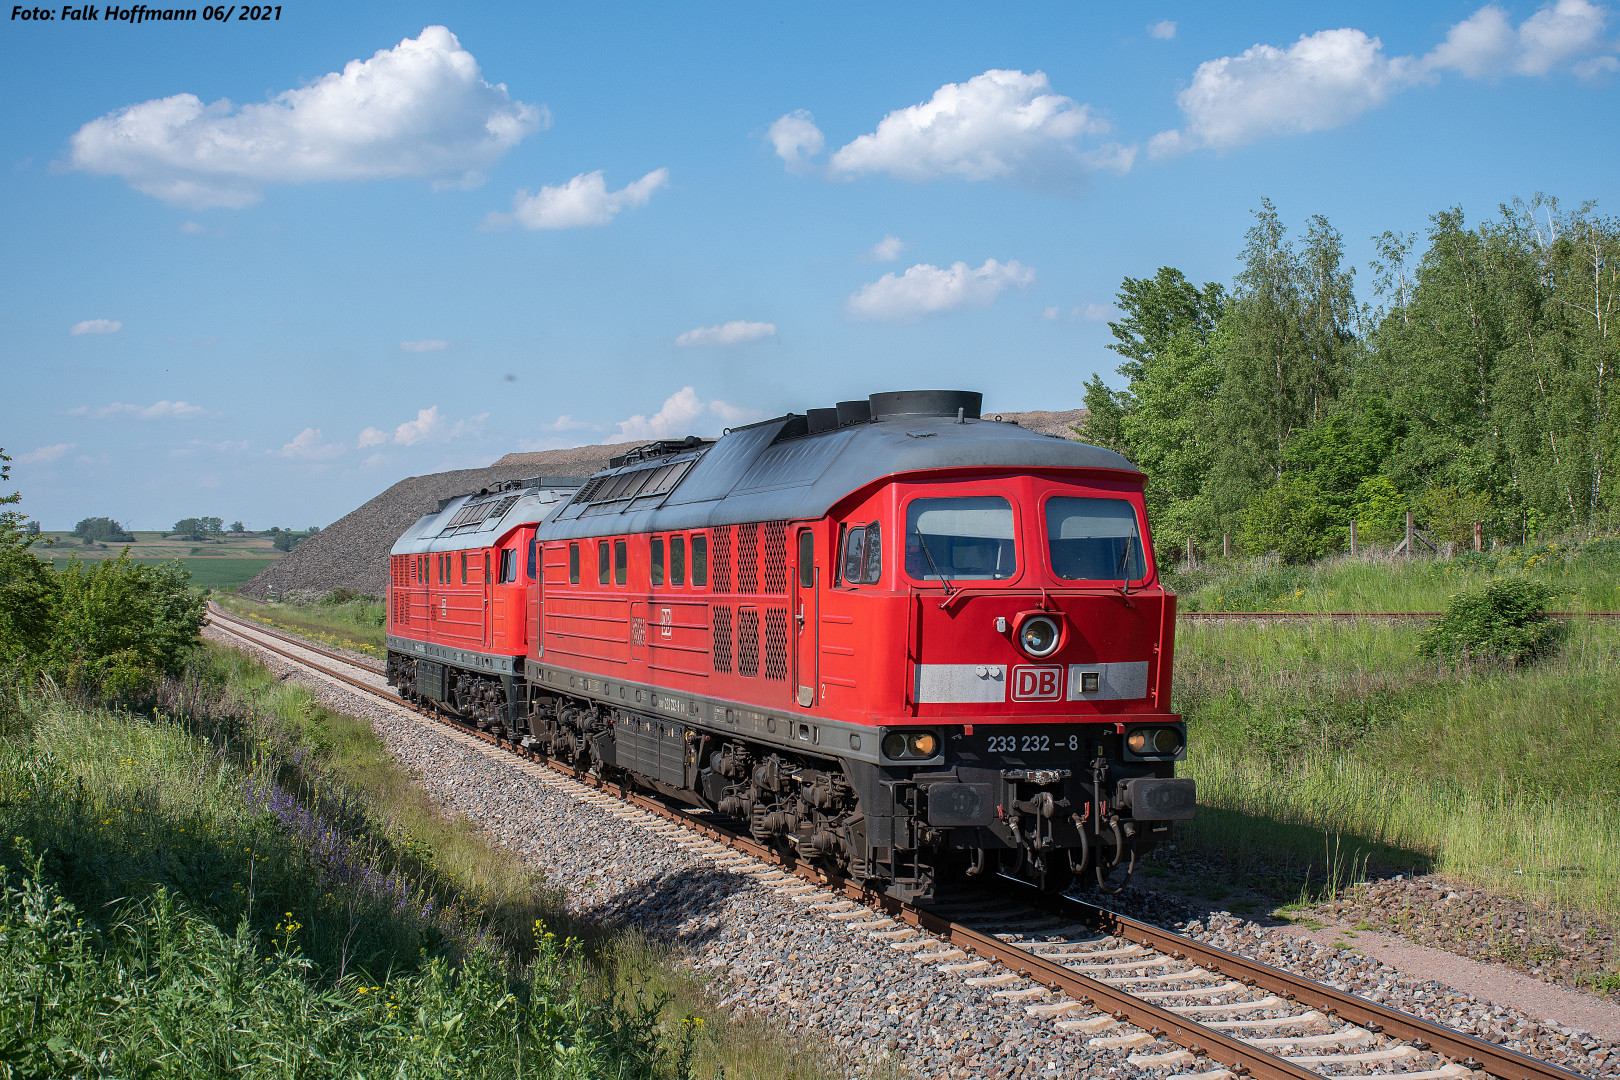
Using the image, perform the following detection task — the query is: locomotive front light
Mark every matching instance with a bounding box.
[1152,728,1184,755]
[1018,614,1062,658]
[1126,730,1149,754]
[1126,727,1185,757]
[882,729,942,761]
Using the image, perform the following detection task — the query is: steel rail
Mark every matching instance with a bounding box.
[205,607,1587,1080]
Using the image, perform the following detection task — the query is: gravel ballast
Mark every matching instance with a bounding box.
[205,622,1615,1079]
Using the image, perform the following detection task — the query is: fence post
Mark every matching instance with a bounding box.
[1223,533,1230,559]
[1349,519,1358,557]
[1405,511,1414,558]
[1473,521,1482,552]
[1186,536,1194,569]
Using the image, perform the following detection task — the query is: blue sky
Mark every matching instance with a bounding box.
[3,0,1617,530]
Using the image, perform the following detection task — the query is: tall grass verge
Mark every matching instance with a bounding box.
[219,593,386,656]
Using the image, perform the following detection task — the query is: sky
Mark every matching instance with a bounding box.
[3,0,1617,530]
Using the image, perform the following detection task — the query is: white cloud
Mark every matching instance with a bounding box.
[69,26,545,208]
[17,443,76,465]
[1043,306,1061,320]
[614,387,765,441]
[544,415,593,432]
[1575,53,1620,80]
[1155,2,1615,155]
[485,168,668,229]
[394,406,444,446]
[1425,0,1609,77]
[826,70,1131,186]
[846,259,1034,322]
[357,426,389,448]
[1084,302,1121,323]
[1149,20,1178,40]
[277,427,345,460]
[400,339,447,352]
[676,320,777,347]
[179,221,205,235]
[869,234,906,261]
[70,319,121,336]
[65,400,210,420]
[766,109,826,174]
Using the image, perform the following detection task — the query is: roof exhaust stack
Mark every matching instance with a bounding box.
[868,390,983,421]
[835,399,872,426]
[807,407,840,434]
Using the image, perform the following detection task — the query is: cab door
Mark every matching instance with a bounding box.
[525,532,541,652]
[793,527,819,708]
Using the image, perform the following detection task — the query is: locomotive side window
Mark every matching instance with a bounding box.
[863,522,881,583]
[461,552,467,584]
[905,496,1017,581]
[614,539,627,585]
[485,554,492,585]
[798,529,815,588]
[598,540,610,585]
[691,534,707,587]
[527,535,538,581]
[841,526,865,583]
[499,548,517,584]
[1045,497,1147,581]
[568,543,580,585]
[670,536,686,586]
[651,536,665,586]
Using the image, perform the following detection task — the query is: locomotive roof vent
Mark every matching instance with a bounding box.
[806,407,840,434]
[835,399,872,426]
[868,389,983,421]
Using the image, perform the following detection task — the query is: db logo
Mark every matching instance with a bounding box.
[1010,666,1063,701]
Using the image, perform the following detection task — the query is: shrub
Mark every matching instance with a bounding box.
[70,515,134,544]
[42,555,207,693]
[1420,577,1566,667]
[1239,475,1335,563]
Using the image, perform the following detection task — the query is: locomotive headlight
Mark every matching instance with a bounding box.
[1126,727,1185,757]
[882,729,941,761]
[1018,614,1062,658]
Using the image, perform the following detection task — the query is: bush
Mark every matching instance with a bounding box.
[1239,475,1335,563]
[42,555,207,694]
[70,515,134,544]
[1420,577,1566,667]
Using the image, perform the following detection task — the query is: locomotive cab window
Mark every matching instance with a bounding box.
[670,536,686,586]
[905,496,1016,581]
[598,540,610,585]
[614,539,627,585]
[460,552,467,584]
[568,543,580,585]
[499,548,517,584]
[691,534,707,587]
[1045,497,1147,581]
[526,535,538,581]
[651,537,665,586]
[798,529,815,588]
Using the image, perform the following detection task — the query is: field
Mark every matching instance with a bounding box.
[36,530,285,592]
[1167,542,1620,920]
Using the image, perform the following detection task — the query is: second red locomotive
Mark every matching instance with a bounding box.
[386,390,1194,901]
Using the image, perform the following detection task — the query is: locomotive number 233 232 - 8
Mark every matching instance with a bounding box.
[970,727,1100,758]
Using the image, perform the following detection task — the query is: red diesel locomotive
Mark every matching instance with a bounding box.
[385,390,1194,901]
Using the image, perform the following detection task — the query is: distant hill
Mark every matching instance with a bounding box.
[238,408,1088,601]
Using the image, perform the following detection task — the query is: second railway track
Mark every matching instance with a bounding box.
[205,605,1597,1080]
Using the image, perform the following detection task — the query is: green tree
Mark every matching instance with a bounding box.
[45,555,206,692]
[1238,473,1335,563]
[72,516,135,544]
[0,450,58,665]
[173,516,224,540]
[230,520,245,532]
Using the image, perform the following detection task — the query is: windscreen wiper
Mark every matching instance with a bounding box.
[1116,541,1135,602]
[914,530,955,595]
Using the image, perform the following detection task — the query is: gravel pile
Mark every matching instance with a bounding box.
[211,624,1613,1080]
[1310,877,1619,1003]
[239,409,1087,603]
[237,444,625,601]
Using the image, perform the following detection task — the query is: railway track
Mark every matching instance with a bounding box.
[1179,611,1619,621]
[204,604,1590,1080]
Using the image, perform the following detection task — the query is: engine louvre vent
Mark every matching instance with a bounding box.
[711,526,733,593]
[737,606,760,678]
[761,522,787,595]
[764,607,788,681]
[736,523,759,594]
[711,605,733,674]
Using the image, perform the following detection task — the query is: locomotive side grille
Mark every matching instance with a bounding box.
[711,526,733,593]
[763,607,788,681]
[736,523,760,593]
[737,607,760,678]
[711,605,733,674]
[761,522,787,594]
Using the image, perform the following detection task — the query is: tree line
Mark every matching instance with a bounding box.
[1082,194,1619,563]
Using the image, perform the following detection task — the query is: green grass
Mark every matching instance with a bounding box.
[0,649,846,1079]
[46,556,277,591]
[219,594,388,655]
[1176,613,1620,916]
[1170,535,1620,612]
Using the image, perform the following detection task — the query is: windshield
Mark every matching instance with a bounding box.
[1045,497,1147,581]
[905,496,1017,581]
